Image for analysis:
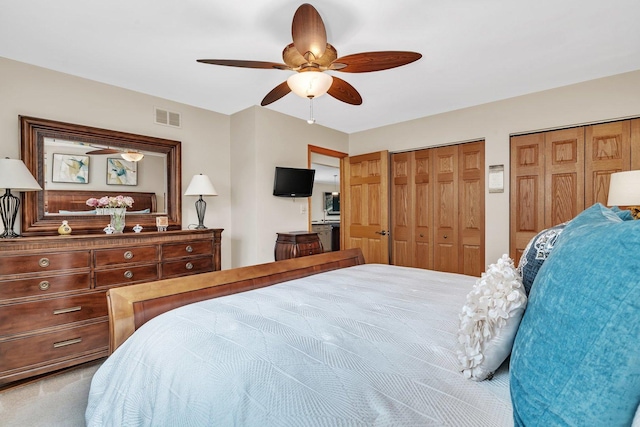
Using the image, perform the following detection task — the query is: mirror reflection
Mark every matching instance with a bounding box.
[20,116,182,236]
[43,137,167,215]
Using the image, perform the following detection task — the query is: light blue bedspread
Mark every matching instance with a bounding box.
[86,264,511,426]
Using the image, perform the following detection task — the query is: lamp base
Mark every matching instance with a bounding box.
[0,189,20,239]
[194,196,208,230]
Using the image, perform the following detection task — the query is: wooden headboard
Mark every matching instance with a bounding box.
[45,190,157,214]
[107,248,366,353]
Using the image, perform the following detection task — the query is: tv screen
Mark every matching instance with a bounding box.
[273,167,315,197]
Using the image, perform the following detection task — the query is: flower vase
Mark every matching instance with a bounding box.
[109,208,126,233]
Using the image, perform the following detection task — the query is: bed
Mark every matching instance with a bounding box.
[86,248,512,426]
[87,203,640,427]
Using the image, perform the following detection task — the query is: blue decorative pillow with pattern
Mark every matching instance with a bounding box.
[517,223,566,295]
[510,203,640,426]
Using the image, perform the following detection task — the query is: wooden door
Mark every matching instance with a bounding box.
[544,127,585,226]
[343,151,390,264]
[391,152,413,266]
[433,145,459,273]
[391,149,434,269]
[585,121,631,207]
[413,149,433,270]
[510,133,545,264]
[458,141,484,276]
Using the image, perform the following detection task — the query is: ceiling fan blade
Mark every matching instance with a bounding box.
[261,81,292,106]
[197,59,290,70]
[327,77,362,105]
[292,4,327,61]
[86,148,122,155]
[332,51,422,73]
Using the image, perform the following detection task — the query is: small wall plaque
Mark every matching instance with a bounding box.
[489,165,504,193]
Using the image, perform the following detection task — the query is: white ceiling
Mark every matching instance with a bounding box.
[1,1,640,134]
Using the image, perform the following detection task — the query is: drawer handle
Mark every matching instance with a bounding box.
[39,258,50,268]
[53,338,82,348]
[124,270,134,279]
[39,281,50,291]
[124,251,134,260]
[53,306,81,315]
[185,262,194,270]
[185,245,193,253]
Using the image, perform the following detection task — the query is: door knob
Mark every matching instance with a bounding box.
[375,230,388,236]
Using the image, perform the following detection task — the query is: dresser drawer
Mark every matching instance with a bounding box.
[0,292,107,336]
[0,251,90,276]
[295,242,323,257]
[162,240,213,260]
[0,321,108,373]
[161,256,213,278]
[0,272,91,301]
[95,264,159,288]
[94,245,158,266]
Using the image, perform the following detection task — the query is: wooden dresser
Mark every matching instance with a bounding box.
[274,232,323,261]
[0,229,222,386]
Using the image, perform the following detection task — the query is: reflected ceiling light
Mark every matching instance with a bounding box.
[121,151,144,162]
[287,71,333,99]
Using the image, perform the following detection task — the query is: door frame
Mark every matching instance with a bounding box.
[308,145,348,235]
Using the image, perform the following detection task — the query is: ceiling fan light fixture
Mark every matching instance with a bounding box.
[287,71,333,99]
[121,151,144,162]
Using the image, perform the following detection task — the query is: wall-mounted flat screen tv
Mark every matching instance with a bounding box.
[273,167,315,197]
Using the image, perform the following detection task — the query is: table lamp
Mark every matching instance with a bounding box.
[608,170,640,219]
[184,174,217,229]
[0,158,42,238]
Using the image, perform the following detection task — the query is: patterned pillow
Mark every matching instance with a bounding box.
[457,255,527,381]
[517,223,566,295]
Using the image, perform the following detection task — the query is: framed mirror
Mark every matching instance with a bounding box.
[20,116,182,236]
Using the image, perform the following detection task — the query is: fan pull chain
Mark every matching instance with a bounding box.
[307,98,316,124]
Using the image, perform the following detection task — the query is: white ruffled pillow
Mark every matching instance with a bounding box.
[457,254,527,381]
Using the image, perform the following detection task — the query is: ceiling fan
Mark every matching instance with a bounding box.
[86,147,144,162]
[197,3,422,108]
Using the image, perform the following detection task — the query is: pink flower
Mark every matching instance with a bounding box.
[86,197,99,207]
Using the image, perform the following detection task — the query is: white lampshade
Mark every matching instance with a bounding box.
[184,174,217,196]
[607,170,640,206]
[121,151,144,162]
[0,158,42,191]
[287,71,333,99]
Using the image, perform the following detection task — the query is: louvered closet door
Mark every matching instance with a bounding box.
[433,145,459,273]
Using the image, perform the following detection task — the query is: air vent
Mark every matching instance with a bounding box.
[155,107,181,128]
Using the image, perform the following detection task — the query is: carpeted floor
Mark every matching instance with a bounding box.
[0,361,102,427]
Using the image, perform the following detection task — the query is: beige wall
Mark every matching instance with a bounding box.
[0,57,233,268]
[230,106,349,266]
[349,69,640,267]
[4,55,639,269]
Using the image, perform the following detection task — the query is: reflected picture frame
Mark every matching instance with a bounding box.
[52,153,90,184]
[107,157,137,186]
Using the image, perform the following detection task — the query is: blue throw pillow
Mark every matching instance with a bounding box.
[510,203,640,426]
[517,223,566,295]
